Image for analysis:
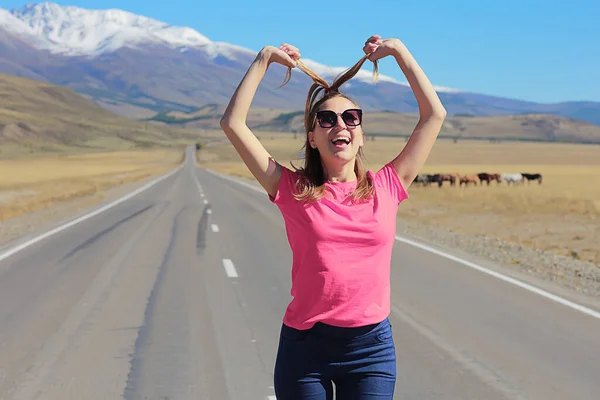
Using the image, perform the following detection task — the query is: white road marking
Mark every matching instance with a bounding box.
[211,224,219,232]
[267,396,276,400]
[207,209,212,215]
[207,169,263,192]
[206,168,600,321]
[0,166,182,264]
[394,235,600,320]
[222,259,238,278]
[193,174,203,193]
[391,304,528,400]
[193,174,209,207]
[7,188,167,399]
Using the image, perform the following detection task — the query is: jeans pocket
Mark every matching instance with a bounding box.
[375,322,393,343]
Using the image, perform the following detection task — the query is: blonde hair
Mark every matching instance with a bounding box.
[281,54,380,203]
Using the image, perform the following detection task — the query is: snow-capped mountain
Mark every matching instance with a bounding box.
[2,2,599,126]
[4,2,256,60]
[2,2,458,91]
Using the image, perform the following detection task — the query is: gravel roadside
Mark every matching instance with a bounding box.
[396,219,600,310]
[2,169,598,312]
[0,172,173,253]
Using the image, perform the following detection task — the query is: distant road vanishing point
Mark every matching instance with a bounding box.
[0,146,598,400]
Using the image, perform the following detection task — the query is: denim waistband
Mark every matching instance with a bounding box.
[287,318,390,339]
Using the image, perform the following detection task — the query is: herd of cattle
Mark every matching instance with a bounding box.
[412,172,543,187]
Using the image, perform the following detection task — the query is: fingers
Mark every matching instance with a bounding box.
[363,34,383,57]
[363,42,378,54]
[365,34,382,45]
[280,43,301,60]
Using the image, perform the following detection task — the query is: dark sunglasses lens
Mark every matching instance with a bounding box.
[342,109,362,126]
[317,111,337,128]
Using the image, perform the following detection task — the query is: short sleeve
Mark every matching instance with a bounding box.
[269,165,300,206]
[374,162,409,205]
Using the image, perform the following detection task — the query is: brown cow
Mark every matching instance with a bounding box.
[459,174,480,186]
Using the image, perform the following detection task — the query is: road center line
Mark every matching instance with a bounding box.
[222,259,238,278]
[211,224,219,232]
[193,174,202,193]
[205,168,600,321]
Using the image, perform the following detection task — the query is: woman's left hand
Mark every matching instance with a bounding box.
[363,35,402,62]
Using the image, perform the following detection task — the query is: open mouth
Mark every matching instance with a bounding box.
[331,137,350,148]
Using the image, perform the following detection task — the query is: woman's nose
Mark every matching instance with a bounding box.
[334,114,346,128]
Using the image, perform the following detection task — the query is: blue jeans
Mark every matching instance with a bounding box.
[274,318,396,399]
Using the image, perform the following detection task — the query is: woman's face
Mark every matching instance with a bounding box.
[308,96,364,165]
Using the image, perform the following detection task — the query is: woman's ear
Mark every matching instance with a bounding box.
[308,131,316,148]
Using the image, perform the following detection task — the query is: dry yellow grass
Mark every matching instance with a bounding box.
[197,134,600,264]
[0,149,182,221]
[0,72,200,156]
[155,103,600,143]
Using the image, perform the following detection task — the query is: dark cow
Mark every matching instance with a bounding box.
[477,173,501,185]
[412,173,443,187]
[413,174,430,186]
[428,174,443,187]
[521,173,543,184]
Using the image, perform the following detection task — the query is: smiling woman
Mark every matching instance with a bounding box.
[219,35,446,399]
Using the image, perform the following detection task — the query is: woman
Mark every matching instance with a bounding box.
[220,34,446,399]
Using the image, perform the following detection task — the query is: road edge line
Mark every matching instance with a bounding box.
[0,166,182,263]
[203,168,600,321]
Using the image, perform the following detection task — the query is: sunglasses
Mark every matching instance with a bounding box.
[315,108,363,128]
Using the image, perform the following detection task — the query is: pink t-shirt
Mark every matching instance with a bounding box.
[269,162,408,330]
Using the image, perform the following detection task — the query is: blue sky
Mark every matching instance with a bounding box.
[4,0,599,103]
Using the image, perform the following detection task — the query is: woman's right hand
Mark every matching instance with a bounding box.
[260,43,301,68]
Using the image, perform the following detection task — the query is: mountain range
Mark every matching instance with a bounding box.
[1,2,600,127]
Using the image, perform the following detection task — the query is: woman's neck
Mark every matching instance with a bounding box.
[323,161,357,183]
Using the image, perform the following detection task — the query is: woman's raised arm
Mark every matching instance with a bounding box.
[220,44,300,198]
[364,35,447,189]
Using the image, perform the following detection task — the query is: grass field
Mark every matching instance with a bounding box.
[0,72,200,157]
[0,149,183,221]
[197,134,600,264]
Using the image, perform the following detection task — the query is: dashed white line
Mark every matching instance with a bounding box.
[222,259,238,278]
[267,396,276,400]
[207,168,600,321]
[211,224,219,232]
[206,209,212,215]
[200,193,205,197]
[203,199,208,204]
[193,175,203,193]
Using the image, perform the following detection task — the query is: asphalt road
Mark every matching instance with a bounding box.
[0,147,598,400]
